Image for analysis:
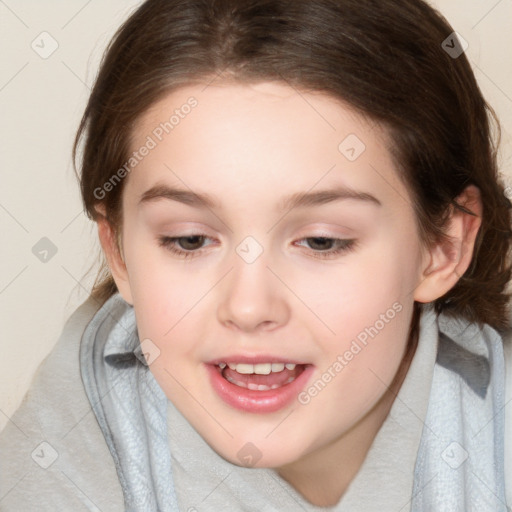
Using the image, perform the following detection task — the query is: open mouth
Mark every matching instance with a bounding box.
[207,360,313,413]
[217,362,307,390]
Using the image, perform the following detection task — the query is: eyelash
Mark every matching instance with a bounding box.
[157,234,357,260]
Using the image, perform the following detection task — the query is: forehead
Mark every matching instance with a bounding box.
[125,81,409,215]
[134,80,380,148]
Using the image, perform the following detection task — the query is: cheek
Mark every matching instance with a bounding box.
[303,244,414,341]
[306,300,413,438]
[302,238,416,407]
[133,275,201,347]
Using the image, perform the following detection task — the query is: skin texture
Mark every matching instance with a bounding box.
[95,81,482,506]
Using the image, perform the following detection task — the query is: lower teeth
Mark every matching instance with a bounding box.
[224,373,296,390]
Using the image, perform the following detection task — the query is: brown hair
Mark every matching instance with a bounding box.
[73,0,512,330]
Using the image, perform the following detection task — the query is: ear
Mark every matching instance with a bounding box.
[94,205,134,305]
[414,185,482,303]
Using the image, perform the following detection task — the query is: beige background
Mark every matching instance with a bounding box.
[1,0,511,433]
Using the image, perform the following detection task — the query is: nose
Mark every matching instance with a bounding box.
[217,249,290,334]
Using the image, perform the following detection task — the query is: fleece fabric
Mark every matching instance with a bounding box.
[0,293,510,511]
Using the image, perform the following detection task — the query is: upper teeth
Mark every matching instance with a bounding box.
[219,362,296,374]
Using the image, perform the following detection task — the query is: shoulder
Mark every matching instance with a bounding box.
[502,324,512,508]
[0,295,124,511]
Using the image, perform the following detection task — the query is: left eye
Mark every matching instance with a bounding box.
[157,235,356,260]
[294,237,356,259]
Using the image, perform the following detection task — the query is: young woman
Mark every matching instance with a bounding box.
[1,1,510,510]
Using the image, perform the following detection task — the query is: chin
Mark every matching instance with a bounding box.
[207,434,308,470]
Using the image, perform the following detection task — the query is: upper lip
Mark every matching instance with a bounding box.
[206,355,310,365]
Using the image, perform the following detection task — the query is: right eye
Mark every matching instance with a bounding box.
[157,234,215,259]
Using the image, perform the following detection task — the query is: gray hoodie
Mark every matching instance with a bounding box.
[0,293,510,511]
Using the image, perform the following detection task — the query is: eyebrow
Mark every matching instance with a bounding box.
[138,183,381,212]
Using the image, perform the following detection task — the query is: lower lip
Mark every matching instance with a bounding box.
[206,364,314,413]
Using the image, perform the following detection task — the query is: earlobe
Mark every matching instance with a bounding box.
[414,185,482,303]
[94,205,134,305]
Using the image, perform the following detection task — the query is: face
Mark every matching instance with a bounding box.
[108,81,429,471]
